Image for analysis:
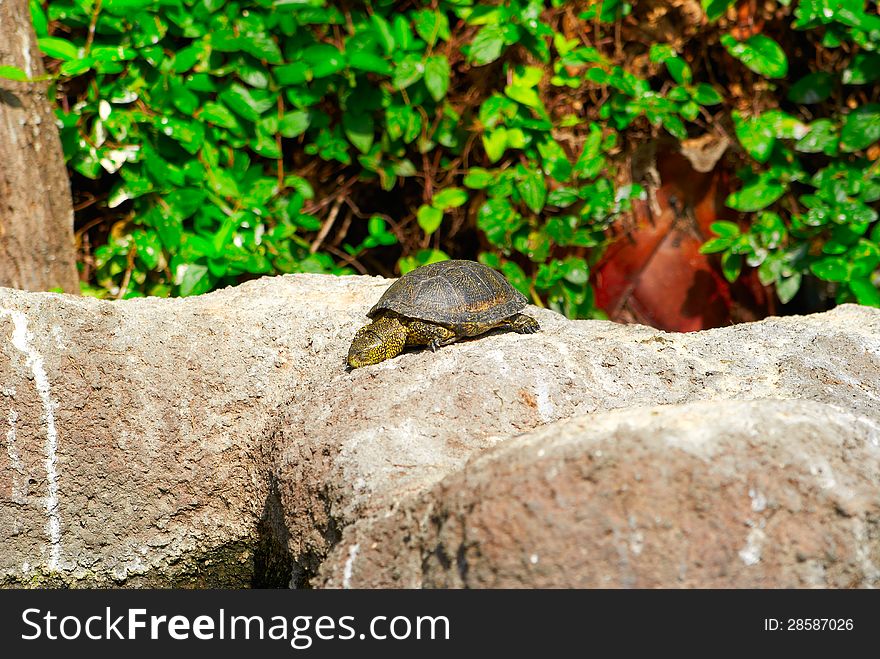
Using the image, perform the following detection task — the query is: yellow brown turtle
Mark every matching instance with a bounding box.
[347,259,539,368]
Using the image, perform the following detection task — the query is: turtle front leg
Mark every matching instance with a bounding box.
[406,320,458,352]
[502,313,540,334]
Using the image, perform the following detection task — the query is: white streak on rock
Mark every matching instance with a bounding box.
[2,310,62,569]
[6,409,26,504]
[342,543,360,589]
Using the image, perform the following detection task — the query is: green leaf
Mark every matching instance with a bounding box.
[662,114,687,140]
[239,32,283,65]
[776,274,801,304]
[850,240,880,275]
[469,25,505,65]
[483,127,508,162]
[573,123,604,179]
[692,83,723,105]
[839,104,880,152]
[477,198,519,245]
[702,0,735,21]
[515,166,547,214]
[37,37,79,61]
[303,44,345,78]
[369,13,395,54]
[733,111,775,163]
[843,53,880,85]
[547,187,579,207]
[385,104,422,143]
[280,111,310,138]
[810,257,849,282]
[649,44,676,64]
[787,72,833,104]
[501,261,529,296]
[166,189,207,221]
[700,237,732,254]
[176,263,211,297]
[172,44,204,73]
[762,110,809,140]
[200,102,241,131]
[399,249,449,274]
[30,0,48,38]
[432,188,468,211]
[796,119,838,155]
[464,168,495,189]
[726,174,785,211]
[274,62,310,85]
[666,57,692,85]
[147,206,182,250]
[413,10,450,45]
[59,57,94,77]
[479,93,517,129]
[424,56,450,102]
[710,221,740,238]
[505,84,542,109]
[721,34,788,79]
[721,252,742,282]
[0,65,29,82]
[170,78,199,115]
[155,117,204,154]
[391,56,424,89]
[417,204,444,234]
[342,111,374,154]
[505,128,527,149]
[680,100,700,121]
[538,138,573,181]
[218,84,274,121]
[849,278,880,307]
[133,231,163,270]
[348,52,392,75]
[835,5,880,31]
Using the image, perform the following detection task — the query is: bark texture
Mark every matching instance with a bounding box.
[0,0,79,293]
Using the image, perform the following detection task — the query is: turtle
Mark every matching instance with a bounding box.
[347,259,539,368]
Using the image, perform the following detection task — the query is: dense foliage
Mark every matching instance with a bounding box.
[701,0,880,308]
[3,0,879,312]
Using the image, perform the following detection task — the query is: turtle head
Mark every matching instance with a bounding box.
[347,314,407,368]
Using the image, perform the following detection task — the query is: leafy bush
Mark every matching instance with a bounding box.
[5,0,879,312]
[701,0,880,307]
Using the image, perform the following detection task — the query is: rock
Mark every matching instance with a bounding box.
[0,276,358,586]
[318,399,880,588]
[1,274,878,587]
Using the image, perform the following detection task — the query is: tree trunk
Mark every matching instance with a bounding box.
[0,0,78,293]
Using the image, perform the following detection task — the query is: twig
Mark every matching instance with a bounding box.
[323,245,369,275]
[116,243,137,300]
[73,192,108,213]
[301,175,357,216]
[310,196,344,254]
[84,0,103,54]
[74,214,108,237]
[80,232,92,283]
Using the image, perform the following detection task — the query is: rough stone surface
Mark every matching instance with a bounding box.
[319,399,880,588]
[1,273,878,587]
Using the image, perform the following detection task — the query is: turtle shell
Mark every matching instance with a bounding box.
[368,260,528,328]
